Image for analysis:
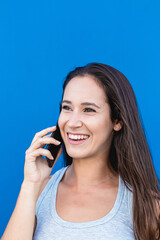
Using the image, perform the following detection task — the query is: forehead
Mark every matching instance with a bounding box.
[63,76,107,104]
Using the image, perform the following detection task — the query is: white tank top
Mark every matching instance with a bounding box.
[33,166,134,240]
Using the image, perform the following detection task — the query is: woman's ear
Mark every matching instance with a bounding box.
[113,120,123,131]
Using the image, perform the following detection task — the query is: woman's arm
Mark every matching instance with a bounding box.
[1,181,40,240]
[1,126,62,240]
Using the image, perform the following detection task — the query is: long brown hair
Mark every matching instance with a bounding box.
[59,63,160,240]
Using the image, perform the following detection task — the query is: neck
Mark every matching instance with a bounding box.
[64,158,118,189]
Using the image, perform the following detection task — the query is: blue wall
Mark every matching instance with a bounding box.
[0,0,159,236]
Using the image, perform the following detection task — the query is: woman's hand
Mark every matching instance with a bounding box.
[24,126,62,185]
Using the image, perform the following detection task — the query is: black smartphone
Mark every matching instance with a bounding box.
[45,123,63,168]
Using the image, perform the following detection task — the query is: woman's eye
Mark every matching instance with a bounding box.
[61,106,96,112]
[62,105,71,111]
[84,108,96,112]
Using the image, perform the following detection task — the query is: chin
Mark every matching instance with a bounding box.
[65,149,88,159]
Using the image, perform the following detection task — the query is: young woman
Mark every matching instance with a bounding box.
[2,63,160,240]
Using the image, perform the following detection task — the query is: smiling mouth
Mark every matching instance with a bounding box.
[67,133,89,141]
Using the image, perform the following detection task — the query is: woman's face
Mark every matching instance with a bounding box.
[58,75,120,161]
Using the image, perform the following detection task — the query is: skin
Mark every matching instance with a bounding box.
[1,75,123,239]
[1,76,121,240]
[58,75,122,190]
[2,74,159,239]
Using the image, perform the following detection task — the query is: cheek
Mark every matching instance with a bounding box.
[58,112,67,129]
[58,114,66,142]
[58,113,63,127]
[93,114,112,127]
[94,116,114,137]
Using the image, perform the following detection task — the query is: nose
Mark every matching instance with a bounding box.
[66,112,83,128]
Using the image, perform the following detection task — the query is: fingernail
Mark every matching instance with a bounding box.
[56,140,61,144]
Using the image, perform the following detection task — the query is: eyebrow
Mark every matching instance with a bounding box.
[61,100,101,109]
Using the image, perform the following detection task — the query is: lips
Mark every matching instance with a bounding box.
[66,132,90,145]
[68,133,89,140]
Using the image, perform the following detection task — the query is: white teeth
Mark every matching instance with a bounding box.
[68,134,89,140]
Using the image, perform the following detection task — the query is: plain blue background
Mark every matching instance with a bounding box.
[0,0,159,236]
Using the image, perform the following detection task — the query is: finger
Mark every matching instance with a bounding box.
[43,133,52,138]
[31,126,57,145]
[30,136,61,151]
[29,148,54,161]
